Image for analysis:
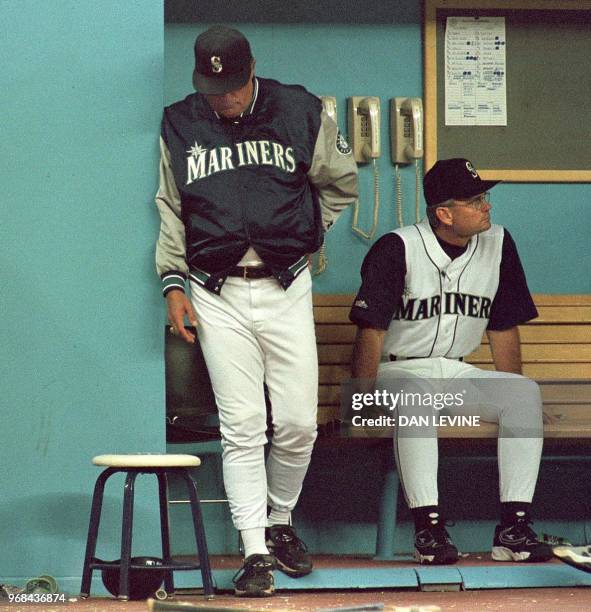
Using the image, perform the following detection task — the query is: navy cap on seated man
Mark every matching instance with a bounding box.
[349,158,552,566]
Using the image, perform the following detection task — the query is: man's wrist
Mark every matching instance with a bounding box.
[161,271,187,297]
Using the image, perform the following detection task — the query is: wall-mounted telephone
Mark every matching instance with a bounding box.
[390,97,424,227]
[348,97,381,163]
[347,97,381,240]
[390,97,423,164]
[320,95,337,124]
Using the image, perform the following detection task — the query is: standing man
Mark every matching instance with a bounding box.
[155,26,357,597]
[349,158,552,565]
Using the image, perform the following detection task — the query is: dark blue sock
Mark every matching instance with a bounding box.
[412,505,441,531]
[501,502,531,526]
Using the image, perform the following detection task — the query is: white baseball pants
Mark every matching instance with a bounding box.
[190,270,318,530]
[376,357,544,508]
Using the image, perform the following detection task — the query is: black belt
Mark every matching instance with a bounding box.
[227,266,274,279]
[389,355,463,362]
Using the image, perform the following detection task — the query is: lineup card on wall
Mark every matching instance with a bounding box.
[445,16,506,126]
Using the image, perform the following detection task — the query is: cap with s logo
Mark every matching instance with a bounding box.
[423,158,500,206]
[193,26,253,95]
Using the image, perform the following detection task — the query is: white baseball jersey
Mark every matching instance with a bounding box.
[350,217,542,511]
[383,218,504,359]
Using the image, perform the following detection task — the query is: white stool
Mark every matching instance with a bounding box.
[80,454,214,600]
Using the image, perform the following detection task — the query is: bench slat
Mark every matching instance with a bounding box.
[438,424,591,439]
[313,294,591,307]
[318,363,591,383]
[468,344,591,363]
[317,343,591,364]
[515,326,591,343]
[544,405,591,419]
[467,363,591,378]
[316,325,358,344]
[533,306,591,323]
[315,324,591,345]
[314,305,591,324]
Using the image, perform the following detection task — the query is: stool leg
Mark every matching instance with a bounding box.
[80,468,115,598]
[157,471,175,595]
[118,470,138,600]
[181,470,215,598]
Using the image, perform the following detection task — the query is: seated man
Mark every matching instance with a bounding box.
[349,158,553,565]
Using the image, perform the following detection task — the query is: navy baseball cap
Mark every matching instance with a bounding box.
[424,158,500,206]
[193,26,253,95]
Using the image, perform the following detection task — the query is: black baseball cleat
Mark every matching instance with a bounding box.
[265,525,313,577]
[414,525,459,565]
[491,520,553,562]
[553,545,591,573]
[232,554,276,597]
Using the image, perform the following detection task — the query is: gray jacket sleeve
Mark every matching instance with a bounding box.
[307,109,359,231]
[155,136,188,295]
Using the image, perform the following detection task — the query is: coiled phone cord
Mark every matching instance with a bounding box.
[352,158,380,240]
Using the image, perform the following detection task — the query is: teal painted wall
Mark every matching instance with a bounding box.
[163,14,591,559]
[1,2,589,591]
[2,1,165,591]
[164,20,591,294]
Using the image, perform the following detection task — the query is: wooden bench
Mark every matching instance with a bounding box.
[166,293,591,559]
[314,294,591,441]
[312,293,591,558]
[166,293,591,441]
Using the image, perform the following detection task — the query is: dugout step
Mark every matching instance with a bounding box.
[167,555,591,592]
[459,562,591,589]
[415,567,463,591]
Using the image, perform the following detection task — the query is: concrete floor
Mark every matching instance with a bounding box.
[3,587,591,612]
[5,556,590,612]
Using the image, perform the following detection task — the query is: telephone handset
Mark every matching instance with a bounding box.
[347,97,381,240]
[348,96,381,162]
[320,95,337,124]
[390,97,423,164]
[390,97,424,227]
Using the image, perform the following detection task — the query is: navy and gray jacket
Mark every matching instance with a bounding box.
[155,77,358,295]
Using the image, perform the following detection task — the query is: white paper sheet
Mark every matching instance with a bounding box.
[445,16,507,126]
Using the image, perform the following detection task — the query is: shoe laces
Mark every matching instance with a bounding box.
[232,555,275,585]
[417,522,452,545]
[270,526,308,552]
[507,518,538,540]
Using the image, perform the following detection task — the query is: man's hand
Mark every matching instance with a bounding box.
[166,290,197,344]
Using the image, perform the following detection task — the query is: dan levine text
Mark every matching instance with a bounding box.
[350,414,481,427]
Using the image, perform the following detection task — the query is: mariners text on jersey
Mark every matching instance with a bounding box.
[383,218,503,359]
[186,140,296,184]
[393,292,493,322]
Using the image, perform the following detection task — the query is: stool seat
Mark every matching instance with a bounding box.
[92,454,201,468]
